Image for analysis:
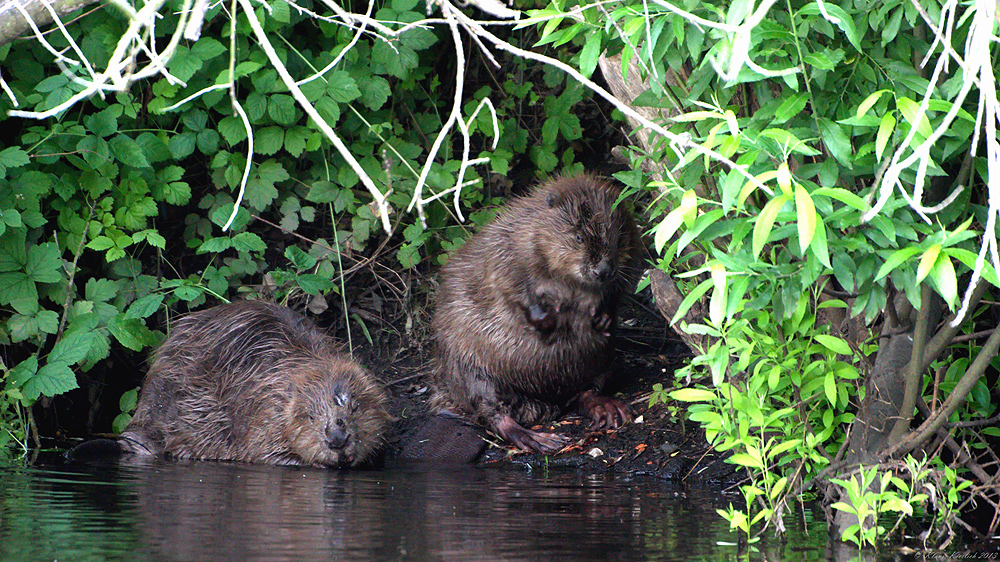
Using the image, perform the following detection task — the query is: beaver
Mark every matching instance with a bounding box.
[112,301,390,468]
[431,174,640,454]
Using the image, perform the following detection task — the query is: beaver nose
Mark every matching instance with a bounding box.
[326,420,350,450]
[593,259,613,282]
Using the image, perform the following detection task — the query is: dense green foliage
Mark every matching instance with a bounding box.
[530,0,1000,547]
[0,0,602,455]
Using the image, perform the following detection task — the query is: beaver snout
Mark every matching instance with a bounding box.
[326,420,350,450]
[592,259,614,283]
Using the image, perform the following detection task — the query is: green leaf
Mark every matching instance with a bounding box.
[48,332,92,366]
[752,193,790,259]
[579,33,601,77]
[107,315,157,352]
[798,3,861,51]
[196,129,220,154]
[709,262,726,326]
[192,37,226,60]
[285,245,317,270]
[760,129,821,156]
[126,293,164,319]
[25,243,62,283]
[168,132,197,160]
[84,106,121,138]
[875,247,922,280]
[817,118,852,167]
[327,71,362,103]
[197,237,232,253]
[397,243,421,268]
[654,207,684,254]
[24,361,79,400]
[773,92,809,124]
[86,278,118,302]
[803,50,837,70]
[296,274,332,295]
[232,232,267,253]
[0,272,37,309]
[671,278,712,326]
[218,116,248,145]
[728,453,764,470]
[810,220,831,269]
[284,127,309,157]
[946,248,1000,288]
[0,146,30,169]
[8,356,39,390]
[357,75,391,111]
[9,309,58,341]
[268,94,297,125]
[812,187,867,211]
[119,388,139,412]
[135,229,166,249]
[109,134,151,168]
[256,127,284,155]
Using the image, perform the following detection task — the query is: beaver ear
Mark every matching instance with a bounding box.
[545,190,562,208]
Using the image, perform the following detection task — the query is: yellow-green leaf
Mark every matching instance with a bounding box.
[777,162,792,195]
[897,97,933,139]
[930,253,958,307]
[825,372,837,406]
[794,184,816,254]
[916,244,941,284]
[729,453,765,470]
[681,188,698,229]
[815,334,852,355]
[709,262,727,326]
[856,89,890,119]
[876,113,895,162]
[752,193,790,259]
[670,388,718,402]
[654,208,684,255]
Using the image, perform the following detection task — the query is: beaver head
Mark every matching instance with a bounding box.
[533,176,636,291]
[282,362,390,468]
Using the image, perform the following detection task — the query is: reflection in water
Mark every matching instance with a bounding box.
[0,458,831,562]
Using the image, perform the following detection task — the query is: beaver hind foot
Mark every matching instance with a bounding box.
[495,415,572,455]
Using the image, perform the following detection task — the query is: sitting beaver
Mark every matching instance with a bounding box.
[431,174,640,454]
[111,301,390,468]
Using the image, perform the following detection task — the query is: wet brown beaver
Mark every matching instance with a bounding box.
[431,174,640,454]
[116,301,391,468]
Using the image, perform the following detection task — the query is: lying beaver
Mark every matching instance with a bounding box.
[100,301,390,468]
[431,174,640,454]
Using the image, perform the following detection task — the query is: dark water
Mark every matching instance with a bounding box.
[0,457,833,562]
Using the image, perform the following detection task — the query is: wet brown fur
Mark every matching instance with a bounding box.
[120,301,391,468]
[431,174,640,451]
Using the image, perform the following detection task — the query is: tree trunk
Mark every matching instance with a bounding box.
[0,0,99,46]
